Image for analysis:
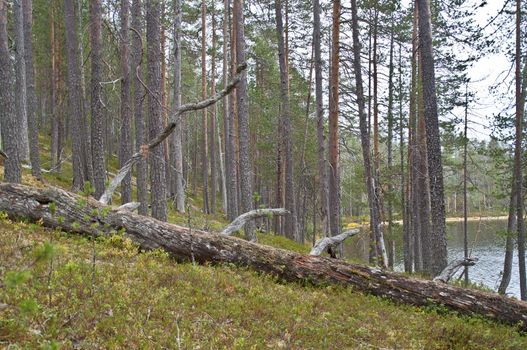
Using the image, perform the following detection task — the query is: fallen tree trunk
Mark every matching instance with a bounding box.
[1,183,526,330]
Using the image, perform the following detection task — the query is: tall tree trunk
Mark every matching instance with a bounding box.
[407,4,419,272]
[64,0,88,191]
[23,0,41,179]
[227,0,239,220]
[416,71,431,274]
[223,0,239,220]
[499,191,517,294]
[50,4,59,171]
[274,0,297,241]
[76,0,94,186]
[514,0,527,300]
[314,0,328,237]
[328,0,340,240]
[386,27,395,269]
[201,0,210,214]
[131,0,148,215]
[234,0,255,240]
[398,42,410,273]
[14,0,29,162]
[171,0,185,213]
[351,0,387,267]
[463,83,469,285]
[417,0,448,276]
[410,2,422,273]
[223,0,236,219]
[0,0,21,183]
[13,0,29,162]
[55,12,64,174]
[90,0,106,199]
[120,0,133,204]
[146,0,167,221]
[210,4,218,214]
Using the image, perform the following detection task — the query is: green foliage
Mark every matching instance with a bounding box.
[4,270,32,289]
[33,242,57,265]
[19,298,39,317]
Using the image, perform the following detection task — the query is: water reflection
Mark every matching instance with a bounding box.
[343,219,522,297]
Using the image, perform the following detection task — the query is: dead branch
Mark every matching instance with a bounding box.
[99,63,247,205]
[220,208,290,236]
[433,258,478,283]
[310,229,360,256]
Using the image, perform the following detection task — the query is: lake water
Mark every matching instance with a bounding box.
[343,218,522,297]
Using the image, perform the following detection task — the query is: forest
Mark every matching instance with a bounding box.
[1,0,527,348]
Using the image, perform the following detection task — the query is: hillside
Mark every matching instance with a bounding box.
[1,213,526,349]
[1,148,527,348]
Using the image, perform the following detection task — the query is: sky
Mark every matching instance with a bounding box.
[455,0,512,141]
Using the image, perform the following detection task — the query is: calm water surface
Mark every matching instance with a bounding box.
[343,219,522,297]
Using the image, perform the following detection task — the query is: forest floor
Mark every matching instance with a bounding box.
[1,213,527,349]
[1,140,526,348]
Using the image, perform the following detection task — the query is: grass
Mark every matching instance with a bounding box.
[1,215,526,349]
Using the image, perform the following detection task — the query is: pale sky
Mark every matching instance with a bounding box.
[453,0,512,141]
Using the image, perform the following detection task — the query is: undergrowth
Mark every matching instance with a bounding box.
[1,214,526,349]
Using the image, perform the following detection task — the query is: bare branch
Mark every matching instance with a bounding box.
[117,202,141,212]
[433,258,478,283]
[99,63,247,205]
[221,208,289,236]
[310,229,360,256]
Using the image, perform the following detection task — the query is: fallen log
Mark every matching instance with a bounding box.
[1,182,526,330]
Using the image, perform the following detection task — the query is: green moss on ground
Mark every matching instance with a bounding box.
[1,214,526,349]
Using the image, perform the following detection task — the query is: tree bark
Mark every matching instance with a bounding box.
[416,64,431,274]
[50,4,58,172]
[131,0,148,215]
[514,0,526,300]
[227,0,239,220]
[14,0,29,163]
[274,0,297,241]
[64,0,89,191]
[146,0,167,221]
[0,1,21,183]
[23,0,41,179]
[234,0,254,240]
[201,0,210,214]
[417,0,448,276]
[328,0,340,239]
[119,0,133,204]
[223,0,236,219]
[90,0,106,199]
[499,191,517,294]
[386,27,395,269]
[170,0,185,213]
[210,4,218,214]
[313,0,328,237]
[2,182,527,331]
